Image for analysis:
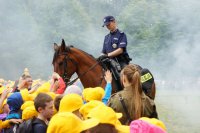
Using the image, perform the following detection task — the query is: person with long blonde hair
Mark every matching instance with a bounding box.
[107,64,158,125]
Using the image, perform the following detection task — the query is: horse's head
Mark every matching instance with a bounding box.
[52,39,77,85]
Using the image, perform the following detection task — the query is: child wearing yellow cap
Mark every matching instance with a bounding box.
[22,106,38,120]
[79,100,105,119]
[59,94,84,118]
[47,112,99,133]
[87,105,130,133]
[83,70,113,105]
[83,87,105,102]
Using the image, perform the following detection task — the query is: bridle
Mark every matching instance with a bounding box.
[58,52,77,86]
[57,52,103,86]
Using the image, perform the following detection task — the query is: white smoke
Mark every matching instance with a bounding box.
[154,0,200,132]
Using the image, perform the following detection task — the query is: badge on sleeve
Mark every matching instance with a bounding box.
[112,43,117,48]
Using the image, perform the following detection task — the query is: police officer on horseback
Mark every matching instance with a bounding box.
[100,15,131,68]
[98,16,131,91]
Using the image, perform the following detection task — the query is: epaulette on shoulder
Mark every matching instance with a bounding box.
[119,30,124,34]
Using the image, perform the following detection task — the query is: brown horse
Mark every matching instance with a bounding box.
[52,39,156,99]
[52,39,107,90]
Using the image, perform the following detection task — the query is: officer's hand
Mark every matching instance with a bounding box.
[98,54,108,61]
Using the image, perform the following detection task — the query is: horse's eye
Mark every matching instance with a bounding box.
[59,62,63,66]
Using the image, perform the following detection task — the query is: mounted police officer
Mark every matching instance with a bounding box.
[98,16,131,91]
[100,15,131,67]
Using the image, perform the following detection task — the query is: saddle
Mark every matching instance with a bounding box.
[98,57,123,92]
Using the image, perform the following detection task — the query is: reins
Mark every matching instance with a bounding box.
[58,52,101,86]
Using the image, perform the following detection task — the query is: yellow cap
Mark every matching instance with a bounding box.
[87,105,130,133]
[21,101,34,110]
[83,87,105,102]
[29,93,37,101]
[22,106,38,120]
[46,92,56,100]
[87,105,122,125]
[0,99,8,114]
[20,89,33,101]
[79,100,105,119]
[139,117,167,131]
[59,94,83,113]
[35,82,50,94]
[53,107,58,115]
[2,99,7,107]
[0,86,5,94]
[47,112,99,133]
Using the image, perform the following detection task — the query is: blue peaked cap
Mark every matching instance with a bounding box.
[102,16,115,27]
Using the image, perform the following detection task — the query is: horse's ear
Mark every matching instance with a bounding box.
[61,39,66,52]
[54,43,59,52]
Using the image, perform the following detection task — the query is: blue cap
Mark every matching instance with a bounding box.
[102,16,115,27]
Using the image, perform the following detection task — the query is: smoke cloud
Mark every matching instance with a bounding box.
[0,0,200,132]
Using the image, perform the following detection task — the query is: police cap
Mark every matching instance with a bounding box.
[102,16,115,27]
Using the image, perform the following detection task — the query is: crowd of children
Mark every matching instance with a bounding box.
[0,65,167,133]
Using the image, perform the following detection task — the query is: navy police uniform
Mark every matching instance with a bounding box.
[102,29,130,68]
[101,16,131,91]
[101,16,131,68]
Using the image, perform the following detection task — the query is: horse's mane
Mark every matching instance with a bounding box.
[76,47,96,61]
[52,45,96,64]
